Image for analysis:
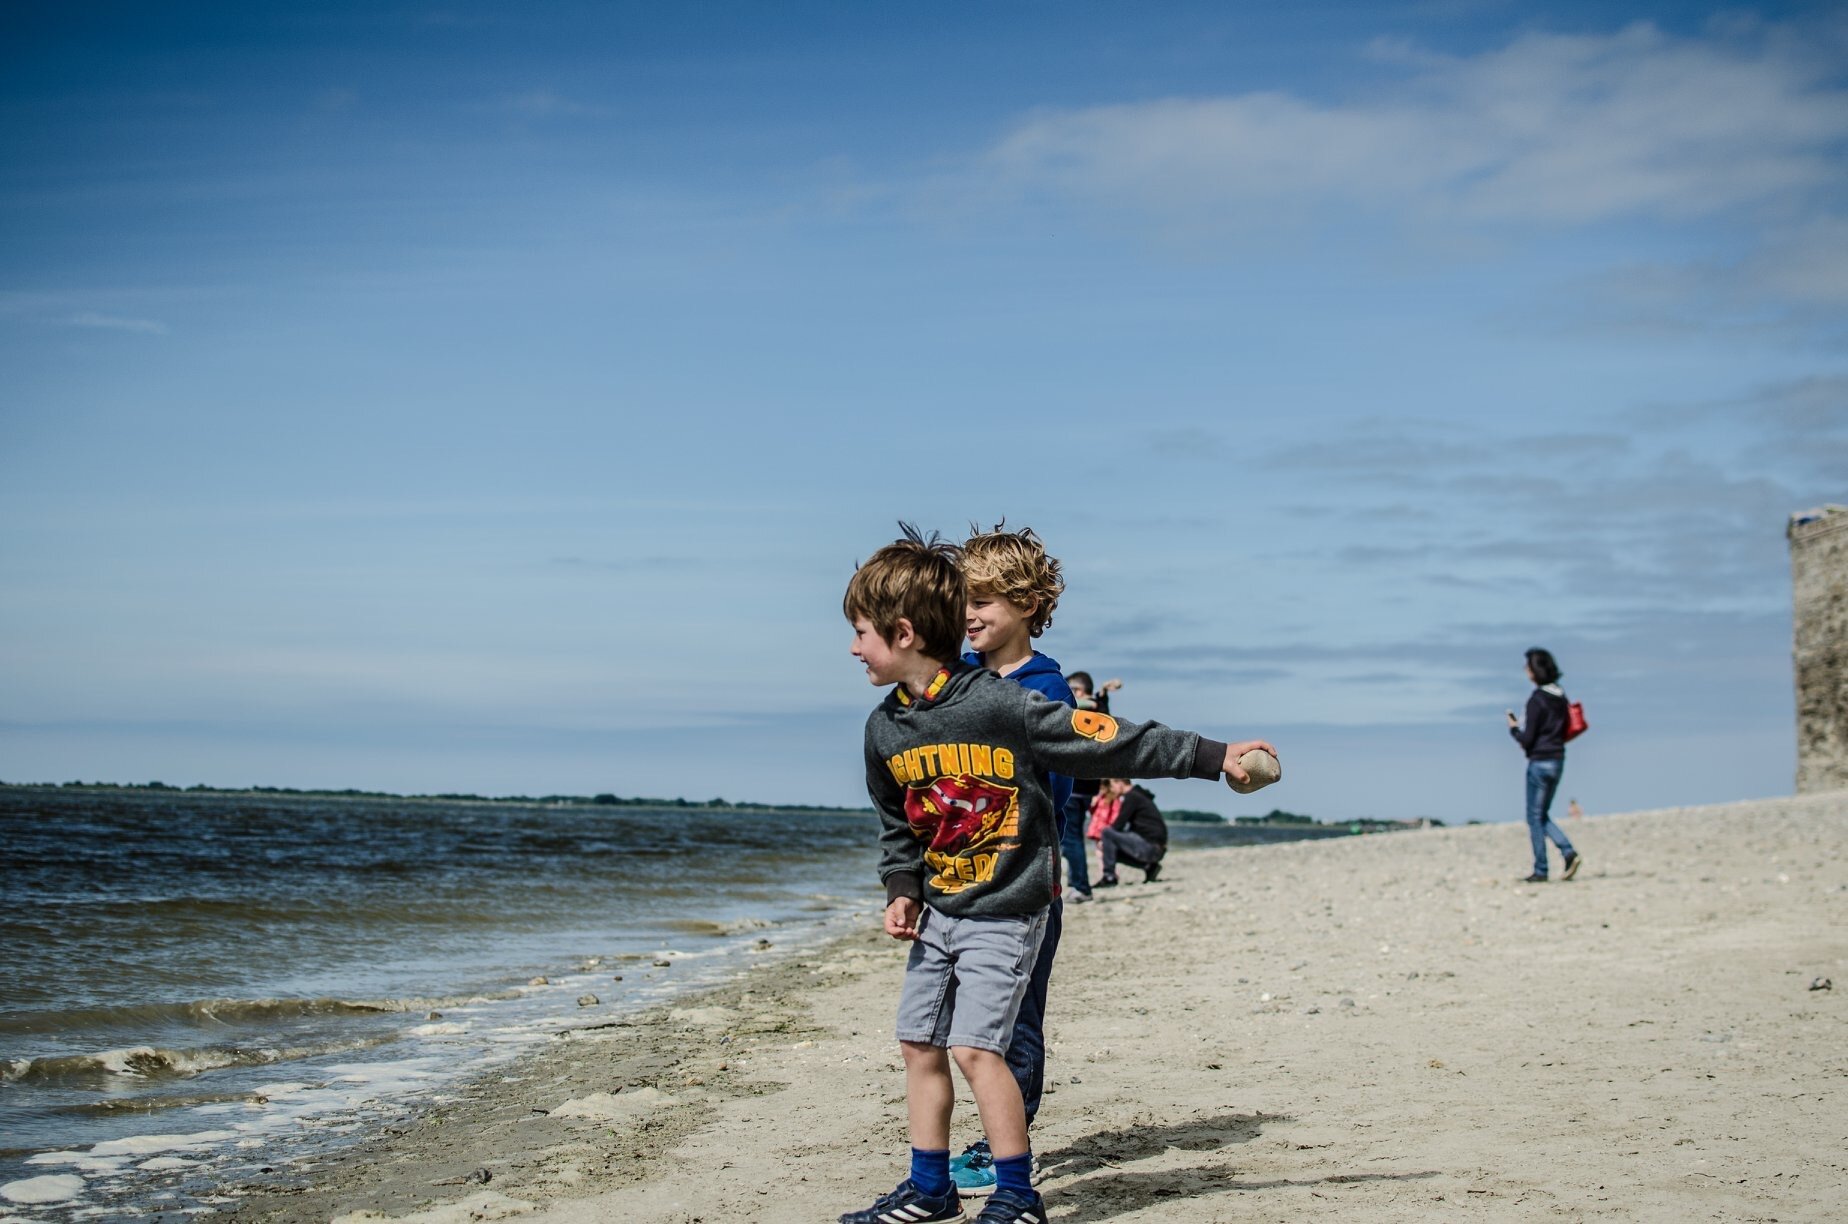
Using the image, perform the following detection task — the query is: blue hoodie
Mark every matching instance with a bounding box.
[962,649,1076,816]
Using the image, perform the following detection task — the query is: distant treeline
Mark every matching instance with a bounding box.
[4,783,1441,830]
[1164,809,1227,824]
[1234,807,1444,832]
[1,779,873,815]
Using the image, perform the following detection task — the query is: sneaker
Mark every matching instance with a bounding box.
[1562,852,1583,881]
[974,1187,1048,1223]
[839,1178,964,1224]
[1096,874,1119,888]
[1518,873,1547,883]
[1067,890,1094,904]
[949,1140,995,1197]
[1144,861,1162,883]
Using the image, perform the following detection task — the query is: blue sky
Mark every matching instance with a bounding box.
[3,1,1844,822]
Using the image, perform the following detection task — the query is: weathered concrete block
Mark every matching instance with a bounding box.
[1789,505,1848,793]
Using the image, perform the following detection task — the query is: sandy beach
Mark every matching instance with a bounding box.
[232,791,1848,1223]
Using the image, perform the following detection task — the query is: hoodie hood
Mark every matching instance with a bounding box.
[961,649,1071,705]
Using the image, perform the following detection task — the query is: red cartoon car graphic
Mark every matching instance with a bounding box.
[905,773,1019,857]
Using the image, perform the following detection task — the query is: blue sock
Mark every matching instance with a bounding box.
[910,1147,951,1197]
[993,1151,1033,1198]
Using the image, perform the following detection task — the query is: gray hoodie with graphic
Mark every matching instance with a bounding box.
[864,663,1227,917]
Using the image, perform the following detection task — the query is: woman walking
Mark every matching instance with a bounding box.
[1506,647,1582,883]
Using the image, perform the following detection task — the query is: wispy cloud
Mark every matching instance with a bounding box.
[551,554,701,573]
[1246,391,1845,613]
[1553,215,1848,340]
[971,20,1848,230]
[66,311,168,335]
[496,90,606,120]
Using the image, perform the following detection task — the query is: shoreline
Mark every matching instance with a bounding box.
[216,792,1846,1221]
[220,925,904,1223]
[0,782,877,819]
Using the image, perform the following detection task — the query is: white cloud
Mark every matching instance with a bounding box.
[66,311,168,335]
[974,21,1848,228]
[497,90,604,119]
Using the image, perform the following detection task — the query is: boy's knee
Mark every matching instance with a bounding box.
[950,1045,1007,1076]
[901,1040,947,1065]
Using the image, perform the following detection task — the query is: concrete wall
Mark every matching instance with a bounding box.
[1789,505,1848,793]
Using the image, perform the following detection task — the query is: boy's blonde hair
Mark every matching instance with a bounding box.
[962,522,1064,638]
[844,523,965,664]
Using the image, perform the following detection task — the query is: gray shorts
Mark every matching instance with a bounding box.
[895,906,1049,1055]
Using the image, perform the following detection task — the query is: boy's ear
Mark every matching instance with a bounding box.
[890,617,918,649]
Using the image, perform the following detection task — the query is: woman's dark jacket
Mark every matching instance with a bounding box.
[1512,685,1568,761]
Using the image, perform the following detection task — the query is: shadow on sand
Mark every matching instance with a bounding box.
[1039,1112,1438,1220]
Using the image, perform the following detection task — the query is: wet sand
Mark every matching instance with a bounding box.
[235,791,1848,1223]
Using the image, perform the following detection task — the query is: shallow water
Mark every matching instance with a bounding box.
[0,789,885,1217]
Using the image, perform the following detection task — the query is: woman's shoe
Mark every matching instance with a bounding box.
[1518,873,1547,883]
[1562,852,1583,880]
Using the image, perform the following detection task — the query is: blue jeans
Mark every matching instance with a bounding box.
[1060,794,1092,896]
[1525,758,1574,876]
[1005,893,1059,1126]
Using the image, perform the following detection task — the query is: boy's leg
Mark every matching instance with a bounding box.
[840,1046,963,1224]
[1002,896,1060,1128]
[903,1041,955,1151]
[953,1046,1029,1157]
[843,914,963,1223]
[938,907,1047,1196]
[956,1047,1046,1212]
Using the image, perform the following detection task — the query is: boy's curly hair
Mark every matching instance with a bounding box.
[962,521,1064,638]
[843,523,965,664]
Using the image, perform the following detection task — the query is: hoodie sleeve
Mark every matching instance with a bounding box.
[1511,690,1543,752]
[865,720,924,906]
[1018,690,1227,783]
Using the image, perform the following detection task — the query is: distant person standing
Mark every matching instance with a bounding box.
[1506,647,1582,883]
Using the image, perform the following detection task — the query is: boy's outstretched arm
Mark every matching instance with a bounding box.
[1019,689,1275,787]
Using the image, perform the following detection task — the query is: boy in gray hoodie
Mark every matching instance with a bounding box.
[840,525,1276,1224]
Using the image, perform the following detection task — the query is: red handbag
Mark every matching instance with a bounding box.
[1564,700,1588,741]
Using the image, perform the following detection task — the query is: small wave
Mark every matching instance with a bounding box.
[3,1034,395,1086]
[0,991,523,1038]
[54,1088,265,1115]
[661,915,778,938]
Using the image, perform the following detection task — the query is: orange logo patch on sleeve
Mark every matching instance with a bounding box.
[1071,709,1118,743]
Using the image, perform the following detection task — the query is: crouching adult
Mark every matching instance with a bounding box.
[1096,779,1168,885]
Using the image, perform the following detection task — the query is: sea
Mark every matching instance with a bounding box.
[0,786,1344,1219]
